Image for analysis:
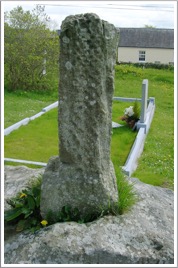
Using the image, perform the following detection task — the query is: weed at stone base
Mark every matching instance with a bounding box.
[4,176,43,233]
[115,165,138,214]
[46,206,100,225]
[5,167,138,232]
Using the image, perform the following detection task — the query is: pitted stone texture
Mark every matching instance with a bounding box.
[4,167,174,264]
[41,156,118,218]
[41,13,119,218]
[59,13,118,169]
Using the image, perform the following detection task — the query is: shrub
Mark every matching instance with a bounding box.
[4,6,59,93]
[116,61,174,70]
[115,64,142,77]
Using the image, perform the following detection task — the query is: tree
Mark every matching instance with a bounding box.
[144,25,156,28]
[4,5,59,92]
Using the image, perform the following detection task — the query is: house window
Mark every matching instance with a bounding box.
[139,51,146,62]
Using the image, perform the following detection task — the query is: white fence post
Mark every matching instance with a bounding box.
[140,79,148,123]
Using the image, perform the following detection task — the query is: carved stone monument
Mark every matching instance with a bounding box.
[40,13,119,219]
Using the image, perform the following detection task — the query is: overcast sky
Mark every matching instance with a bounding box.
[2,1,176,29]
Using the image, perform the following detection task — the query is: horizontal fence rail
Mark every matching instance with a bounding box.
[4,80,155,176]
[113,97,142,102]
[4,101,58,136]
[4,158,47,167]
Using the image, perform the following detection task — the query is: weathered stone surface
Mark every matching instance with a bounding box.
[4,165,45,211]
[4,166,174,264]
[40,13,119,218]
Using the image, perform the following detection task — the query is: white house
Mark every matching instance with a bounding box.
[117,28,174,65]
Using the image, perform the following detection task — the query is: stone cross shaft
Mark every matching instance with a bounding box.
[59,13,118,173]
[40,13,119,219]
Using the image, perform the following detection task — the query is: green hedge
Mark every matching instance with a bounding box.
[116,62,174,70]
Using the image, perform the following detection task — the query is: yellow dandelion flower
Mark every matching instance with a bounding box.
[41,220,48,226]
[20,193,27,198]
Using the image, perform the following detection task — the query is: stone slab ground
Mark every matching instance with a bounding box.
[4,165,174,264]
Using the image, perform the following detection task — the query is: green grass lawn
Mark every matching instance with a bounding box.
[4,90,58,128]
[4,65,174,189]
[115,65,174,189]
[4,109,59,163]
[4,102,137,166]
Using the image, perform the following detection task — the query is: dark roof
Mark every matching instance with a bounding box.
[117,28,174,49]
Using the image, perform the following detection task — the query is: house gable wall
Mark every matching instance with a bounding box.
[118,47,174,64]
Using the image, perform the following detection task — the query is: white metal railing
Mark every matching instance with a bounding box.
[4,80,155,174]
[113,79,150,126]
